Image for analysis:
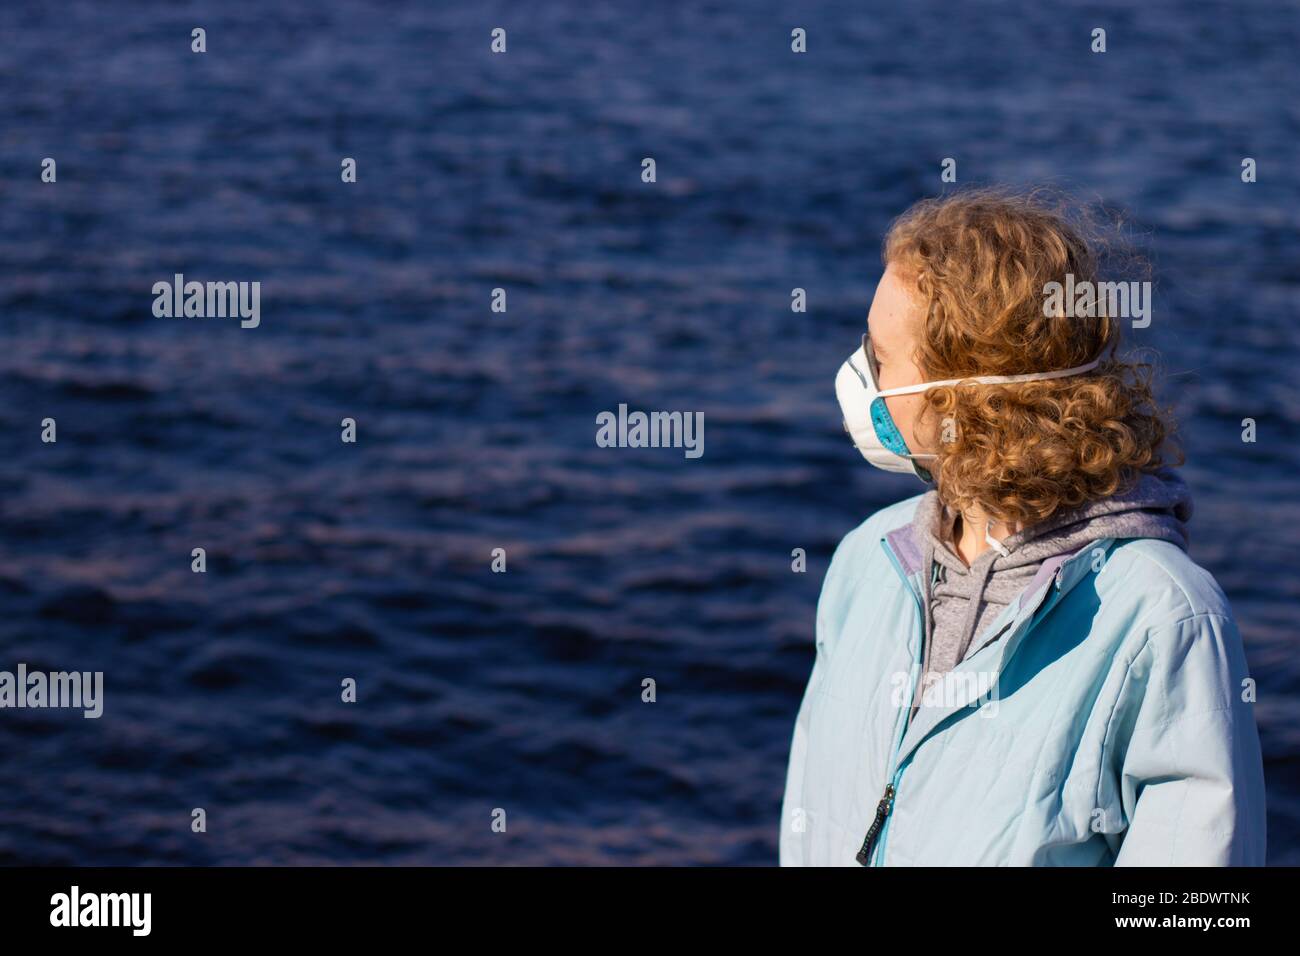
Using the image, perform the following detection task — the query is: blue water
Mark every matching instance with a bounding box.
[0,1,1297,864]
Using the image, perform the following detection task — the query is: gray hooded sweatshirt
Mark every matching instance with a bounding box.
[908,467,1193,722]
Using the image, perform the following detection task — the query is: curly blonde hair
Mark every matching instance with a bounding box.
[883,187,1181,527]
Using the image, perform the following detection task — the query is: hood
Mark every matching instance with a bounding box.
[996,465,1193,557]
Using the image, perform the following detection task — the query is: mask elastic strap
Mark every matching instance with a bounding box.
[985,521,1012,558]
[876,357,1102,399]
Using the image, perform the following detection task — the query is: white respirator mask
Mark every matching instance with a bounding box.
[835,333,1102,481]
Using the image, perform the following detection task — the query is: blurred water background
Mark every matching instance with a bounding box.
[0,0,1297,864]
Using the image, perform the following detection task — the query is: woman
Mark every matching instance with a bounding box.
[779,189,1267,866]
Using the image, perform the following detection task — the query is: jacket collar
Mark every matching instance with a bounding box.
[881,520,1115,771]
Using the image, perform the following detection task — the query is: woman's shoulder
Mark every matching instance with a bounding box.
[827,491,930,576]
[814,492,930,653]
[1097,537,1234,625]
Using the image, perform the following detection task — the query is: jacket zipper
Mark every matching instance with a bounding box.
[855,783,896,864]
[871,759,910,865]
[860,539,927,866]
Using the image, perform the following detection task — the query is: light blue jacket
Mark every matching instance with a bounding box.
[779,492,1267,866]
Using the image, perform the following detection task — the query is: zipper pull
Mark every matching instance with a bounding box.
[855,783,895,865]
